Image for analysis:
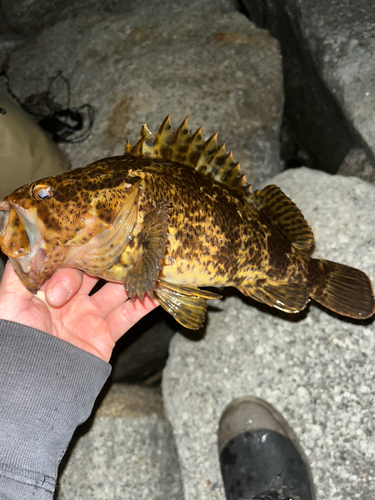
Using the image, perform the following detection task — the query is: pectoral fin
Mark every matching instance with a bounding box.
[124,201,170,301]
[154,280,222,329]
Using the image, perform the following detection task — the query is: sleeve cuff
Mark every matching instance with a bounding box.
[0,319,111,489]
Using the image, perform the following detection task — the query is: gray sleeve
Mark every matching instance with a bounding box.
[0,319,112,499]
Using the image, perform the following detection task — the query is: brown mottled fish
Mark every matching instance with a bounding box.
[0,116,374,328]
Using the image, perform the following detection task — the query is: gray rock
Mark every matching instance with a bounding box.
[0,34,25,60]
[58,383,183,500]
[338,148,375,184]
[1,0,131,36]
[162,168,375,500]
[5,0,283,187]
[241,0,375,178]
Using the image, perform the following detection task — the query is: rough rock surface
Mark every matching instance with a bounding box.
[240,0,375,180]
[3,0,283,188]
[338,148,375,185]
[163,168,375,500]
[58,384,183,500]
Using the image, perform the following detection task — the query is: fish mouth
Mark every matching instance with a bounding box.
[0,200,32,257]
[0,200,10,237]
[0,200,47,290]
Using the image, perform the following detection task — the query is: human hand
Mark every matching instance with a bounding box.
[0,261,158,362]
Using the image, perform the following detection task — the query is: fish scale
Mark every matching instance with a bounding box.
[0,116,374,328]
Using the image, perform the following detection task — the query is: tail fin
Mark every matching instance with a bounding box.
[309,259,375,319]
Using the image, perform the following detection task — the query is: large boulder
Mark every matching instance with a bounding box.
[163,168,375,499]
[5,0,283,188]
[241,0,375,181]
[58,384,183,500]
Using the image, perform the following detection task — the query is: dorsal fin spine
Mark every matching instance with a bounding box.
[155,115,174,158]
[124,140,132,155]
[126,116,251,199]
[196,133,219,172]
[140,123,154,141]
[130,135,147,157]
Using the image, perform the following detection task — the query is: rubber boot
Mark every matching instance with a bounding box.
[219,396,316,500]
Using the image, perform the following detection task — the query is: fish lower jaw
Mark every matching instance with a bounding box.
[9,247,47,292]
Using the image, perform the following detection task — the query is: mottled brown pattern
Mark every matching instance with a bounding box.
[0,117,373,324]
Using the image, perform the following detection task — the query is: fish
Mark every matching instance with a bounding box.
[0,116,374,328]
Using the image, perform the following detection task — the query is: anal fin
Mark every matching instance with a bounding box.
[238,280,310,313]
[155,280,222,329]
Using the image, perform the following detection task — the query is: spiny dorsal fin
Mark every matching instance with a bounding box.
[250,185,314,253]
[124,116,252,199]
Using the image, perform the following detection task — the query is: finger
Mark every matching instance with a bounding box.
[105,293,158,342]
[44,268,86,306]
[89,280,129,316]
[77,272,101,296]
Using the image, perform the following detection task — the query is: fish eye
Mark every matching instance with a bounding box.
[31,184,54,201]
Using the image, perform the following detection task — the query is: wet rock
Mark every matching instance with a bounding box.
[240,0,375,179]
[163,167,375,499]
[58,383,183,500]
[5,0,283,187]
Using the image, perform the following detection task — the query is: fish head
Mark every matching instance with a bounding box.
[0,161,133,292]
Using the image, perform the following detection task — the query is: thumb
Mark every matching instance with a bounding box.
[44,268,84,307]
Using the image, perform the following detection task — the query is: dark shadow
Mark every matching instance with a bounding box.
[110,306,168,365]
[110,306,173,386]
[0,251,6,270]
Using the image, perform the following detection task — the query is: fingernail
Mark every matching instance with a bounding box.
[48,280,71,306]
